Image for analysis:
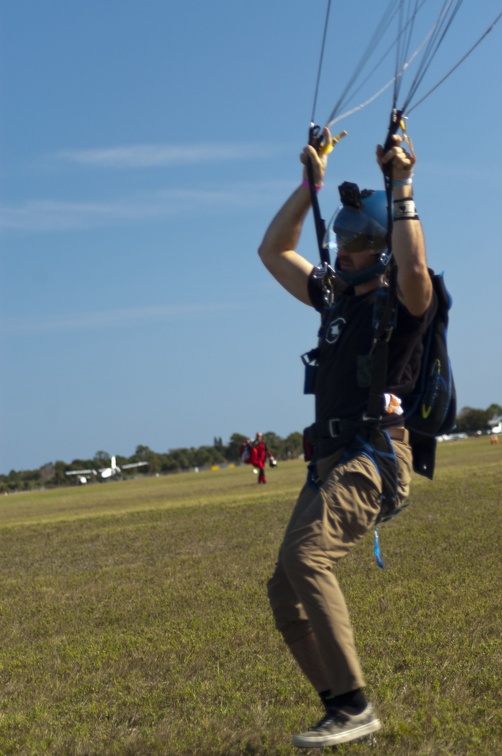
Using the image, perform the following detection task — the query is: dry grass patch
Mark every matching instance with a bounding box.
[0,440,500,754]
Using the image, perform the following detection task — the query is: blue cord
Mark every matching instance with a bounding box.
[374,526,385,569]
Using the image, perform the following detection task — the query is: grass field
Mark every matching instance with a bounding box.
[0,437,500,755]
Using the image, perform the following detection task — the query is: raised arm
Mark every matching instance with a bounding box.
[376,135,432,317]
[258,131,331,306]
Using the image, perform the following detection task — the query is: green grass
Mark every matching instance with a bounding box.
[0,438,500,755]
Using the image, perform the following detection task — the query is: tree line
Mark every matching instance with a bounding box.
[2,403,500,494]
[0,431,303,494]
[455,403,502,435]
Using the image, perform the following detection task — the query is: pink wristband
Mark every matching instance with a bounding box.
[302,178,322,192]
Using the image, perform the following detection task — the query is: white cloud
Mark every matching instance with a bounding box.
[0,184,282,232]
[55,143,274,168]
[0,301,239,335]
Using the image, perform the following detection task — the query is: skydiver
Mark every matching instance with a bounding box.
[258,128,435,748]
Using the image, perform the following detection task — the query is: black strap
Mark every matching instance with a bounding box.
[306,156,329,267]
[365,267,398,421]
[365,109,403,422]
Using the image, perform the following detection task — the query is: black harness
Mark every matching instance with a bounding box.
[302,158,403,525]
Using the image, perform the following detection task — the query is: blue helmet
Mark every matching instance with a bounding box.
[324,182,391,285]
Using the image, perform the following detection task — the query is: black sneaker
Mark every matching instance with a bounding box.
[292,703,381,748]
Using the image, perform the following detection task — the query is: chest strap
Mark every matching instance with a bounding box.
[313,418,408,443]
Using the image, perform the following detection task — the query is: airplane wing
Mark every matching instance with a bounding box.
[121,461,148,470]
[65,469,96,476]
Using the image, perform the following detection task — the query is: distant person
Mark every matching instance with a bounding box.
[258,127,435,748]
[251,432,277,484]
[239,433,277,483]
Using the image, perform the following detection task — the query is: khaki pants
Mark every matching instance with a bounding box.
[267,438,412,696]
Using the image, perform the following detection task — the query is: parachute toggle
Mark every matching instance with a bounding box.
[309,123,348,156]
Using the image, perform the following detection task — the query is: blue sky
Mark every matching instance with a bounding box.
[1,0,501,473]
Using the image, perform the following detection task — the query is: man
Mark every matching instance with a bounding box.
[258,128,435,748]
[252,432,276,483]
[240,433,277,483]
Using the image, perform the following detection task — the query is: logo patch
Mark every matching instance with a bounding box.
[325,317,346,344]
[421,359,442,418]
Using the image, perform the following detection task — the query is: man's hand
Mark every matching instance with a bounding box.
[376,133,415,181]
[300,126,332,187]
[258,126,340,306]
[375,133,432,317]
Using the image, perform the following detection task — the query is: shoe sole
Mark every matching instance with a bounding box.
[292,717,381,748]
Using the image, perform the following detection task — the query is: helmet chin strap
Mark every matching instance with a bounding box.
[335,250,391,286]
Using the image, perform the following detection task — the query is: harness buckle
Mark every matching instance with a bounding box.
[328,418,341,437]
[362,412,382,424]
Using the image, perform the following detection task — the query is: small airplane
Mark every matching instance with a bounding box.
[65,455,148,484]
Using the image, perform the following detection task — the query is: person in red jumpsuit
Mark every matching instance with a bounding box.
[241,433,277,483]
[251,432,270,483]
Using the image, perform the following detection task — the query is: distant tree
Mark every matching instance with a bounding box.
[69,457,94,469]
[263,432,282,457]
[1,470,21,493]
[6,467,40,491]
[486,403,502,420]
[162,456,179,473]
[38,463,55,484]
[456,407,491,433]
[193,447,211,467]
[133,445,162,474]
[284,432,304,459]
[165,449,192,472]
[213,436,224,452]
[135,445,152,459]
[194,446,225,467]
[94,450,110,464]
[227,433,248,462]
[53,461,68,485]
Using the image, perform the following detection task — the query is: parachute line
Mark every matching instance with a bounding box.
[311,0,332,124]
[327,20,435,128]
[326,0,428,126]
[315,0,501,129]
[324,0,399,126]
[407,9,502,114]
[400,0,465,113]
